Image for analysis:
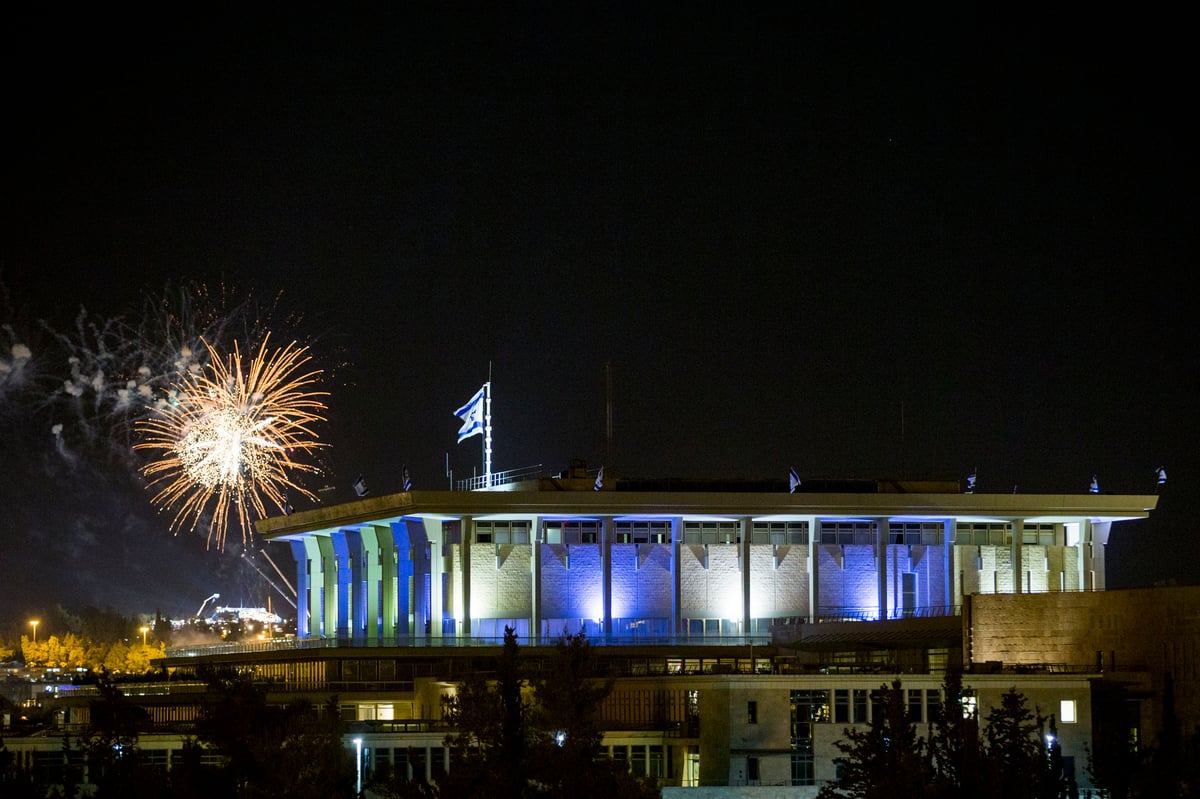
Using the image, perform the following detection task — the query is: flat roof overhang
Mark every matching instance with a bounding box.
[255,489,1157,541]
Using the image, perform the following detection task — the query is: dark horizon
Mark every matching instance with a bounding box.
[1,6,1193,620]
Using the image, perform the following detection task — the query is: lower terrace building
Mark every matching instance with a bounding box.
[3,471,1172,796]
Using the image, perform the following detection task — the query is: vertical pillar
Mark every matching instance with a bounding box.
[740,516,751,636]
[877,518,890,621]
[345,528,365,638]
[601,517,613,639]
[293,540,313,638]
[1088,519,1110,591]
[391,521,413,639]
[404,519,429,637]
[532,516,543,643]
[1076,519,1090,591]
[670,517,682,637]
[460,516,472,638]
[425,518,446,639]
[360,526,382,640]
[807,516,820,623]
[316,535,337,638]
[373,525,396,640]
[943,519,955,611]
[1011,519,1024,594]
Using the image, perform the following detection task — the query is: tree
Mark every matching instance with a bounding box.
[193,669,355,799]
[438,626,531,799]
[81,674,159,799]
[817,680,930,799]
[437,628,659,799]
[529,632,659,799]
[982,688,1057,799]
[926,667,989,799]
[103,641,129,674]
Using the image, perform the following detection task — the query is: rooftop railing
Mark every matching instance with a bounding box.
[455,464,545,492]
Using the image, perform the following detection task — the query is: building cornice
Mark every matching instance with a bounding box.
[254,489,1158,539]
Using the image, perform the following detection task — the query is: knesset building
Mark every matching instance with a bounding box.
[255,471,1157,645]
[7,470,1169,795]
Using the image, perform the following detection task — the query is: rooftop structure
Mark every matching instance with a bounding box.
[253,472,1156,645]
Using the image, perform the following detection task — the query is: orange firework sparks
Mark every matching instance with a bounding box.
[136,334,327,550]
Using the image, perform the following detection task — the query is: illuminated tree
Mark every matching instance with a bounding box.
[43,635,69,670]
[103,641,130,673]
[63,632,88,670]
[19,636,47,667]
[123,642,154,674]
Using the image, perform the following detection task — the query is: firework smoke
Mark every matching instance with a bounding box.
[0,277,334,617]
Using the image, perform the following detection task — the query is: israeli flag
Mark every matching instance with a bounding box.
[402,466,412,492]
[353,475,369,497]
[454,385,486,442]
[593,466,604,491]
[788,467,801,493]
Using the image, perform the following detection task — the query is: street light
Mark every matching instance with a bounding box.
[29,619,38,643]
[140,626,150,646]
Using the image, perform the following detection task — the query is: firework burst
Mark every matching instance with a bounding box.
[136,334,328,550]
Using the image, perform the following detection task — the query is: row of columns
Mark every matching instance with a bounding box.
[285,515,1100,639]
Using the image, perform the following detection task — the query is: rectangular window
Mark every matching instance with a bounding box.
[615,521,671,543]
[907,689,923,723]
[790,690,830,724]
[631,746,647,776]
[612,745,629,769]
[411,747,427,782]
[791,751,814,786]
[1060,699,1077,723]
[747,756,760,783]
[962,690,977,719]
[475,521,531,544]
[820,521,876,545]
[853,689,868,723]
[747,700,758,724]
[889,522,944,545]
[926,689,942,721]
[683,520,739,544]
[902,573,917,617]
[751,521,809,544]
[648,745,664,777]
[834,689,849,724]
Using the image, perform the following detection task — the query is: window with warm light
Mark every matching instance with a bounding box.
[1060,699,1077,723]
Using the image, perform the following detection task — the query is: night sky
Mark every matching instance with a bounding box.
[1,7,1193,621]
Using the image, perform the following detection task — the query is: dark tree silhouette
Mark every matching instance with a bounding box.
[926,667,988,799]
[437,627,659,799]
[818,679,930,799]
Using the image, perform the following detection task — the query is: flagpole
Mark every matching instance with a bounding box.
[484,380,493,487]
